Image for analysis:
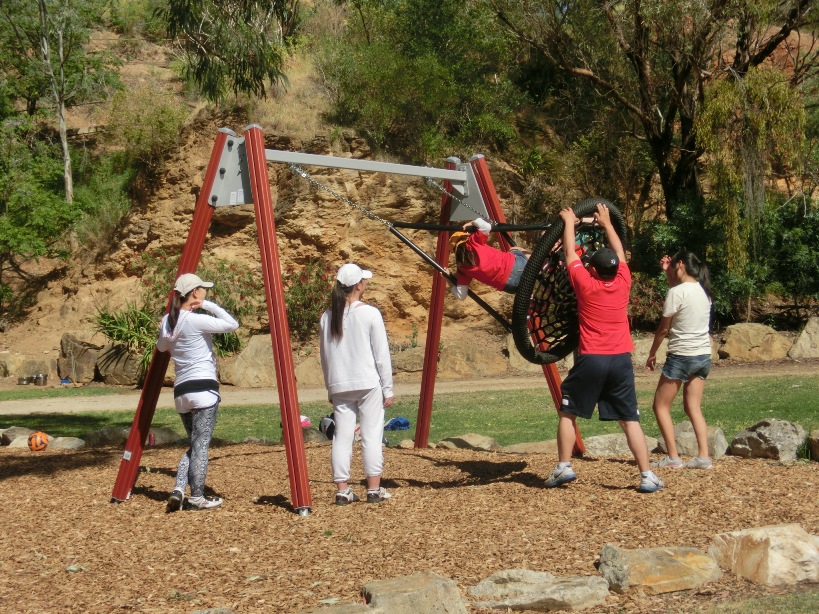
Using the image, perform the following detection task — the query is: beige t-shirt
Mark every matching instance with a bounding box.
[663,282,712,356]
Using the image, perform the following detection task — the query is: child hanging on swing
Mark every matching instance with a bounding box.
[448,218,531,300]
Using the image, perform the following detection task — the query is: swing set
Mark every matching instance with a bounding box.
[110,125,627,515]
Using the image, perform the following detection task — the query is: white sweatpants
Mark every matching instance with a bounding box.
[330,387,385,483]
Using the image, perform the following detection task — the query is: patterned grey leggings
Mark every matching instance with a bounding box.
[174,401,219,498]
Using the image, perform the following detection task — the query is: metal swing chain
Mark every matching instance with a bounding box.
[290,164,395,228]
[424,177,497,226]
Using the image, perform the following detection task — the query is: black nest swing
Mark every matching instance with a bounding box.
[510,198,628,365]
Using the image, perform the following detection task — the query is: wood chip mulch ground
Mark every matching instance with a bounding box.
[1,441,818,613]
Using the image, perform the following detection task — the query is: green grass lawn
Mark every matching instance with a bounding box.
[2,374,817,450]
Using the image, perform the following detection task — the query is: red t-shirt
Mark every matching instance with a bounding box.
[455,232,514,291]
[567,259,634,355]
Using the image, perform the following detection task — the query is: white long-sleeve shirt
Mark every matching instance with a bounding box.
[156,300,239,411]
[319,301,394,399]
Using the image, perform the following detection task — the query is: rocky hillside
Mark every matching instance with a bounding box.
[0,64,529,376]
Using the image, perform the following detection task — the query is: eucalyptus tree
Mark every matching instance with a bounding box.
[0,0,120,202]
[488,0,819,221]
[158,0,294,102]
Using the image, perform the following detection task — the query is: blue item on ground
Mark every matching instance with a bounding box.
[384,416,410,431]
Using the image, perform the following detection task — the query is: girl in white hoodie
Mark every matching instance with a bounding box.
[156,273,239,511]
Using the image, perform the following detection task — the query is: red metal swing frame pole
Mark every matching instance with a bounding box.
[470,157,585,456]
[244,125,312,512]
[111,129,230,502]
[414,159,458,448]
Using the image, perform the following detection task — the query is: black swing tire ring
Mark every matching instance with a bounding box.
[511,198,628,364]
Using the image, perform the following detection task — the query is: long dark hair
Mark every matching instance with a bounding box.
[167,290,190,333]
[329,282,356,340]
[455,243,477,268]
[671,250,712,300]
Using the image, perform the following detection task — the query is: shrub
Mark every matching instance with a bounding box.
[283,258,335,343]
[628,272,667,331]
[94,302,158,380]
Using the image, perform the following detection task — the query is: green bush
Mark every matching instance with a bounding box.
[105,82,188,175]
[94,302,158,379]
[283,258,334,343]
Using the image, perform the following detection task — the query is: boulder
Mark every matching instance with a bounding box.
[709,524,819,586]
[468,569,609,611]
[657,421,728,459]
[729,419,807,461]
[96,344,141,386]
[438,338,508,379]
[599,543,721,594]
[294,352,325,387]
[809,429,819,462]
[583,433,658,458]
[788,317,819,359]
[363,571,467,614]
[82,426,128,447]
[717,323,791,362]
[218,335,276,388]
[1,426,34,446]
[50,437,85,449]
[502,440,558,455]
[438,433,500,452]
[58,333,103,384]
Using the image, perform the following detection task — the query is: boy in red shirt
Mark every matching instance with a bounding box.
[546,203,664,493]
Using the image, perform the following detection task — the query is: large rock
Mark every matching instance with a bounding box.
[58,333,103,384]
[438,433,500,451]
[502,440,558,455]
[362,571,467,614]
[96,343,141,386]
[583,433,658,458]
[599,543,721,594]
[438,338,508,379]
[809,429,819,463]
[709,524,819,586]
[467,569,609,612]
[717,323,791,362]
[729,419,807,461]
[1,426,34,445]
[657,421,728,459]
[788,317,819,359]
[219,335,276,388]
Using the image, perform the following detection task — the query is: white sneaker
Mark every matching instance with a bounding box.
[187,495,223,510]
[335,488,360,505]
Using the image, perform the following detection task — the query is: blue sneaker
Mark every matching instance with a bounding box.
[545,465,577,488]
[638,473,665,493]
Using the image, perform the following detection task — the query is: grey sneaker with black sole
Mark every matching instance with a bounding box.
[186,495,223,510]
[366,487,392,503]
[686,457,713,469]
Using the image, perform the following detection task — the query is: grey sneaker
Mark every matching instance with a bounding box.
[186,495,223,510]
[335,488,360,505]
[165,489,184,513]
[638,473,665,493]
[545,465,577,488]
[650,456,683,469]
[686,457,713,470]
[366,487,392,503]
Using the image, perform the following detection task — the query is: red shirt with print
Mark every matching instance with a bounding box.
[455,232,515,291]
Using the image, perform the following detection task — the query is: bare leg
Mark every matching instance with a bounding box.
[557,410,578,463]
[652,376,682,458]
[683,377,710,458]
[619,420,651,472]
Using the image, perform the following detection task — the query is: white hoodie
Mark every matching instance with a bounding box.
[156,300,239,411]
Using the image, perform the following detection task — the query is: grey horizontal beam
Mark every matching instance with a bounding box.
[264,149,467,183]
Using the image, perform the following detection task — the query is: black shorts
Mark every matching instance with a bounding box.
[560,353,640,421]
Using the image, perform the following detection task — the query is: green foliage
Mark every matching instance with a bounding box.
[283,258,334,343]
[770,200,819,306]
[106,0,166,42]
[0,116,77,319]
[94,302,157,378]
[158,0,290,103]
[628,272,667,330]
[316,0,520,161]
[105,83,188,174]
[72,154,136,250]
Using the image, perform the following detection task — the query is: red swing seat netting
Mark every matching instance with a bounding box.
[511,198,628,365]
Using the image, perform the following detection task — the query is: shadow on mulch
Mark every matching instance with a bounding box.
[0,447,120,481]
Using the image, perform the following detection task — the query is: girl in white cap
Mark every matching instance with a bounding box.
[319,263,394,505]
[157,273,239,511]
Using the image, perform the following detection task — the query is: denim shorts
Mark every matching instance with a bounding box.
[661,353,711,382]
[503,251,529,293]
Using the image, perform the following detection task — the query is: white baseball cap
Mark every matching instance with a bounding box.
[174,273,214,296]
[336,263,372,287]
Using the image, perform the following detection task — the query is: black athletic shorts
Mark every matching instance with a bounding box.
[559,353,640,421]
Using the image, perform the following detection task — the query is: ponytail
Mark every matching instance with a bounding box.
[167,291,186,333]
[672,250,712,300]
[329,282,355,340]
